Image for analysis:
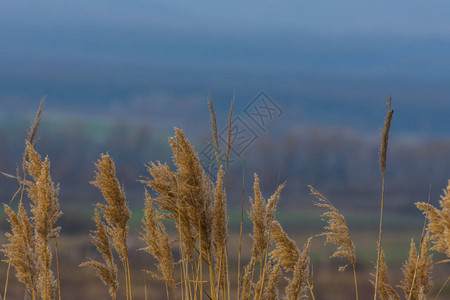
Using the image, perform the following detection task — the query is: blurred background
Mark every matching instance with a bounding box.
[0,1,449,299]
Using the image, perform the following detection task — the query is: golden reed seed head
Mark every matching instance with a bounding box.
[379,95,393,178]
[3,203,40,296]
[285,237,312,300]
[208,94,220,167]
[270,220,300,272]
[91,154,130,263]
[370,250,400,300]
[399,234,433,299]
[80,209,118,299]
[264,262,282,300]
[212,166,229,290]
[416,179,450,257]
[225,94,235,174]
[24,142,62,299]
[139,190,175,288]
[26,97,45,148]
[310,185,355,271]
[249,174,285,262]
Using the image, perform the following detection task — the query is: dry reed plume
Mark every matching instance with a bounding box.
[309,186,355,272]
[212,166,229,296]
[80,209,118,299]
[3,126,62,299]
[248,174,285,262]
[370,250,400,300]
[139,190,175,290]
[399,234,433,299]
[82,154,132,300]
[285,237,312,300]
[309,185,358,300]
[416,180,450,257]
[270,220,300,272]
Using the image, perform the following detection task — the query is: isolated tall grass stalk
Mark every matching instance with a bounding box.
[225,91,235,179]
[237,140,245,300]
[374,96,394,300]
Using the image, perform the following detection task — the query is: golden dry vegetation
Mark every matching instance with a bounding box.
[1,97,449,300]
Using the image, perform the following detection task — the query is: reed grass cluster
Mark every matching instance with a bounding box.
[3,98,62,300]
[1,96,449,300]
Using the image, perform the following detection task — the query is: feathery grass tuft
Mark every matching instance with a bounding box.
[139,190,175,290]
[399,234,433,299]
[2,203,39,297]
[249,174,285,262]
[285,237,312,300]
[3,140,62,300]
[80,209,118,300]
[90,154,132,300]
[370,250,400,300]
[91,154,130,264]
[309,185,355,272]
[416,179,450,257]
[270,220,300,272]
[212,166,229,295]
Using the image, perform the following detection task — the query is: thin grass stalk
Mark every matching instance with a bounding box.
[207,251,214,300]
[224,92,235,180]
[207,94,220,168]
[199,221,203,300]
[246,261,257,300]
[352,263,359,300]
[434,276,449,300]
[408,180,432,300]
[192,252,199,300]
[165,281,169,300]
[190,223,199,299]
[176,163,189,300]
[3,263,10,300]
[55,239,61,300]
[213,255,223,300]
[374,177,386,300]
[124,262,129,300]
[225,248,230,300]
[257,247,270,300]
[306,278,315,300]
[127,257,133,300]
[374,96,393,300]
[187,244,194,300]
[237,141,245,300]
[144,277,147,300]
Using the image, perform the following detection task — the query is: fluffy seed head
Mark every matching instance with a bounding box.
[310,185,355,271]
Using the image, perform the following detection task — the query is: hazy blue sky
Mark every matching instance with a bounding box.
[1,1,450,136]
[3,1,450,37]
